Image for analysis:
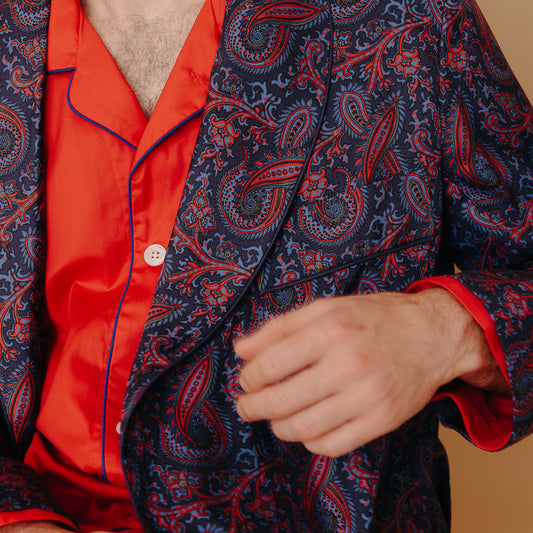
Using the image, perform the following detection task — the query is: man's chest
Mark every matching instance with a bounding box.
[79,0,205,117]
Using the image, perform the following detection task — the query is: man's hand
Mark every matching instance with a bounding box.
[235,289,510,457]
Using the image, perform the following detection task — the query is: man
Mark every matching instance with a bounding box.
[0,0,531,531]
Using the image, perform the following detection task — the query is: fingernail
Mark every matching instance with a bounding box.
[236,400,248,421]
[239,374,249,392]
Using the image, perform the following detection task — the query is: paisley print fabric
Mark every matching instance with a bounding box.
[0,0,532,531]
[0,0,69,518]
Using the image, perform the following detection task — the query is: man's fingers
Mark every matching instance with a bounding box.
[266,378,387,444]
[302,406,397,458]
[237,319,327,392]
[268,391,359,443]
[234,299,333,361]
[236,363,340,421]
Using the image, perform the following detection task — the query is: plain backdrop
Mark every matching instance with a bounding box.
[440,1,533,532]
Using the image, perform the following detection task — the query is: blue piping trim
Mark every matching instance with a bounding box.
[66,70,137,150]
[64,64,205,481]
[136,106,205,162]
[99,106,206,482]
[47,67,75,75]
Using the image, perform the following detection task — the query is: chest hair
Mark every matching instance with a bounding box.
[83,1,204,117]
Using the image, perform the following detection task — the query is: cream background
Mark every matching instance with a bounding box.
[439,1,533,531]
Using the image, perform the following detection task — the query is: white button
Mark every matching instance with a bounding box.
[144,244,166,266]
[116,421,122,435]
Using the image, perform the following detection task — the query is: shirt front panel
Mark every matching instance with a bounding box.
[24,0,224,530]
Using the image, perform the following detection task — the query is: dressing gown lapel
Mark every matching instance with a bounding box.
[123,0,333,416]
[0,0,50,456]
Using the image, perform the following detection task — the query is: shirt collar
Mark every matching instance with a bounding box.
[47,0,80,71]
[46,0,226,151]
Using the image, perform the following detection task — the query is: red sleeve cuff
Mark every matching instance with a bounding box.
[0,509,77,531]
[407,276,513,451]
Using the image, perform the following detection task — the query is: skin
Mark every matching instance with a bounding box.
[79,0,204,117]
[235,288,510,458]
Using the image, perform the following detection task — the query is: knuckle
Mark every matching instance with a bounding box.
[266,388,290,418]
[276,313,293,339]
[292,415,316,440]
[321,316,347,344]
[256,352,280,384]
[264,312,290,340]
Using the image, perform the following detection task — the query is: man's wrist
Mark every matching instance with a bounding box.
[412,287,510,395]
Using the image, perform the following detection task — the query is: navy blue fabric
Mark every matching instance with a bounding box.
[0,0,532,530]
